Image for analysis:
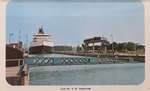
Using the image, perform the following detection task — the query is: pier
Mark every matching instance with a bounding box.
[6,59,29,85]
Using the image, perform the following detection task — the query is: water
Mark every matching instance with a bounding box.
[29,54,144,85]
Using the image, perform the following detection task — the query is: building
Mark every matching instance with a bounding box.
[6,42,24,85]
[83,37,110,53]
[6,41,23,51]
[6,41,24,61]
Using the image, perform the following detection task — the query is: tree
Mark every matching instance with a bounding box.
[126,42,136,51]
[118,42,127,52]
[107,41,144,53]
[136,44,145,54]
[82,43,87,52]
[136,44,144,50]
[77,46,82,52]
[112,42,118,51]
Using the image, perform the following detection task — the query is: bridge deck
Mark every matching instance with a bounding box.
[24,57,144,66]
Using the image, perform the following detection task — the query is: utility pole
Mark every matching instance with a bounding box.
[25,34,29,54]
[18,29,22,49]
[92,40,95,53]
[110,34,114,55]
[135,43,138,56]
[9,33,14,44]
[26,34,28,48]
[18,29,21,42]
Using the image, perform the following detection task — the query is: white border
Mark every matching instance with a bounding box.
[0,0,150,91]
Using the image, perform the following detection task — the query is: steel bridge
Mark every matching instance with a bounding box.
[16,56,144,85]
[24,57,136,66]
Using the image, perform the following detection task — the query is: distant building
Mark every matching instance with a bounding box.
[84,37,110,53]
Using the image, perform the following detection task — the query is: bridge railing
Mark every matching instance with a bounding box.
[25,57,96,65]
[24,56,144,66]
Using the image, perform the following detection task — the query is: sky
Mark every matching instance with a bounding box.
[6,1,144,47]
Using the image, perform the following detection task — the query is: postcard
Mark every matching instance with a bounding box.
[0,0,150,91]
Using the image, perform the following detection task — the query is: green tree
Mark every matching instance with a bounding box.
[126,42,136,51]
[82,43,87,52]
[136,44,144,50]
[77,46,82,52]
[112,42,119,51]
[118,43,128,52]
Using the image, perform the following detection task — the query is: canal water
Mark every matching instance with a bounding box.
[29,54,144,85]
